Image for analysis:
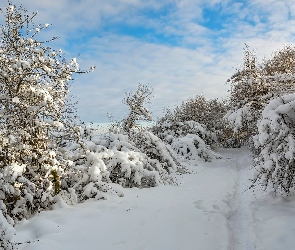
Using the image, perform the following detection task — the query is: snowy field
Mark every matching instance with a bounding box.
[12,148,295,250]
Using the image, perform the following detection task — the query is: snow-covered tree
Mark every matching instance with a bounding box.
[151,96,223,162]
[226,45,295,146]
[173,96,227,136]
[252,94,295,195]
[121,84,153,133]
[0,3,93,247]
[152,95,227,146]
[261,45,295,99]
[102,84,186,187]
[263,45,295,76]
[225,45,269,145]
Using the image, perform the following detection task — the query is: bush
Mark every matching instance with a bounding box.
[152,117,220,162]
[252,94,295,195]
[152,95,227,145]
[104,84,186,187]
[69,125,183,190]
[0,3,93,246]
[226,44,295,147]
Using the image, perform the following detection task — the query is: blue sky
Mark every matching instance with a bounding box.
[4,0,295,122]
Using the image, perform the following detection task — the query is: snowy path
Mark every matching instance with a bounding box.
[13,148,295,250]
[217,148,254,250]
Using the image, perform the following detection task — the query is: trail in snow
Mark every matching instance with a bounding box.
[217,148,254,250]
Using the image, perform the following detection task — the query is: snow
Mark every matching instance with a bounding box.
[5,163,26,181]
[8,5,14,12]
[11,97,20,103]
[10,147,295,250]
[225,106,251,132]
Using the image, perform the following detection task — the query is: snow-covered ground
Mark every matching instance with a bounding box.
[12,148,295,250]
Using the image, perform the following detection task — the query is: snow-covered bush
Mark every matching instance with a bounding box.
[105,131,182,186]
[150,95,222,160]
[68,126,181,192]
[101,84,186,187]
[152,118,216,145]
[170,134,221,162]
[128,129,183,174]
[226,45,268,145]
[152,118,220,162]
[0,3,93,246]
[252,94,295,195]
[0,209,15,249]
[226,45,295,147]
[154,95,227,145]
[224,105,254,146]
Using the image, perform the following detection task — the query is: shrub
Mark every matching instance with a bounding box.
[0,3,92,246]
[105,84,186,186]
[226,44,295,147]
[152,95,227,145]
[70,126,181,190]
[252,94,295,195]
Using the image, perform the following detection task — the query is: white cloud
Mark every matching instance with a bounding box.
[71,34,232,122]
[1,0,295,122]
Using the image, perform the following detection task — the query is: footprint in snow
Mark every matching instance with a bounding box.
[193,200,206,210]
[212,204,221,210]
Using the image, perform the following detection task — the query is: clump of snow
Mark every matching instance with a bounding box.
[4,163,26,181]
[12,97,20,103]
[225,106,251,133]
[8,5,14,12]
[171,134,221,162]
[0,210,15,249]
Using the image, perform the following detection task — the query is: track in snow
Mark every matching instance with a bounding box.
[219,148,255,250]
